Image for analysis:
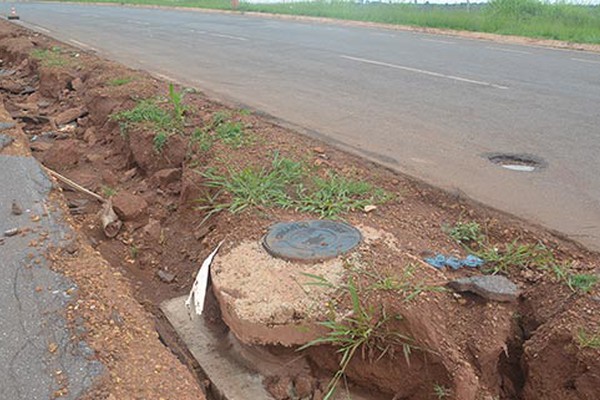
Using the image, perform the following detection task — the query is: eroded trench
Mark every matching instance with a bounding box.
[1,22,599,400]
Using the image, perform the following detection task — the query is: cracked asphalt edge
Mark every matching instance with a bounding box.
[0,99,205,399]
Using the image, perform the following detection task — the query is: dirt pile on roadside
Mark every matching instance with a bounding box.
[1,19,599,400]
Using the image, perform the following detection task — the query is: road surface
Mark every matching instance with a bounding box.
[9,2,600,249]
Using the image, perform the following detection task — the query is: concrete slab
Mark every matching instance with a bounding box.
[161,296,275,400]
[162,296,379,400]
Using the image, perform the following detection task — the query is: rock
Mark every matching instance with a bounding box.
[82,127,97,145]
[4,228,19,237]
[266,376,293,400]
[76,116,89,128]
[20,86,36,95]
[55,107,87,126]
[0,79,23,94]
[37,100,51,109]
[64,241,79,254]
[0,122,16,131]
[112,191,148,222]
[42,140,80,170]
[101,170,118,187]
[11,200,22,215]
[110,310,124,326]
[30,141,53,152]
[121,167,137,182]
[294,374,315,398]
[151,168,181,187]
[157,269,175,283]
[143,219,161,242]
[0,133,14,150]
[364,204,377,213]
[38,69,75,99]
[447,275,519,302]
[70,77,83,91]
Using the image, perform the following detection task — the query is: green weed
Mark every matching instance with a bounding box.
[576,328,600,349]
[359,263,444,302]
[299,277,417,400]
[542,262,598,294]
[31,47,69,67]
[111,99,171,130]
[567,274,599,294]
[446,221,484,246]
[199,153,390,217]
[476,241,554,275]
[129,245,139,260]
[153,131,169,152]
[190,128,213,152]
[111,87,187,153]
[211,111,230,127]
[101,185,117,198]
[433,384,452,399]
[296,172,389,218]
[168,83,186,125]
[215,121,247,148]
[200,153,304,213]
[107,76,133,86]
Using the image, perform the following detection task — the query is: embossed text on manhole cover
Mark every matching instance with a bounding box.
[262,220,362,262]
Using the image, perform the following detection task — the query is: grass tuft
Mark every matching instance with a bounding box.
[110,85,187,152]
[107,76,133,86]
[31,47,70,67]
[445,221,484,246]
[433,384,452,399]
[296,172,389,218]
[476,240,554,275]
[199,153,390,217]
[576,328,600,349]
[200,153,304,213]
[298,276,418,400]
[101,185,117,198]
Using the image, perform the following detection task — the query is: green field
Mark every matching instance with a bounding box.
[54,0,600,44]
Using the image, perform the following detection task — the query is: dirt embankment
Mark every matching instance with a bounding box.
[1,19,599,400]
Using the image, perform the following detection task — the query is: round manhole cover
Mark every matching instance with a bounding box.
[485,153,546,172]
[263,220,362,262]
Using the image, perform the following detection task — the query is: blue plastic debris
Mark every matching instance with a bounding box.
[424,254,484,270]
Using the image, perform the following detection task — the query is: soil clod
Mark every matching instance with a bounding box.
[112,191,148,222]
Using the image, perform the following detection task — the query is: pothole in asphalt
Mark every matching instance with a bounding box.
[485,153,546,172]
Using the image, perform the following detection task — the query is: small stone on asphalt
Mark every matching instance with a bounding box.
[447,275,519,302]
[11,200,23,215]
[4,228,19,237]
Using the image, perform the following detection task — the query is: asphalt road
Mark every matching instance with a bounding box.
[9,2,600,249]
[0,152,103,399]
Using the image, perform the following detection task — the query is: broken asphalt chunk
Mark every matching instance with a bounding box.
[447,275,519,302]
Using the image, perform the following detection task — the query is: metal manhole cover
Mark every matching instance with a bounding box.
[263,220,362,262]
[485,153,546,172]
